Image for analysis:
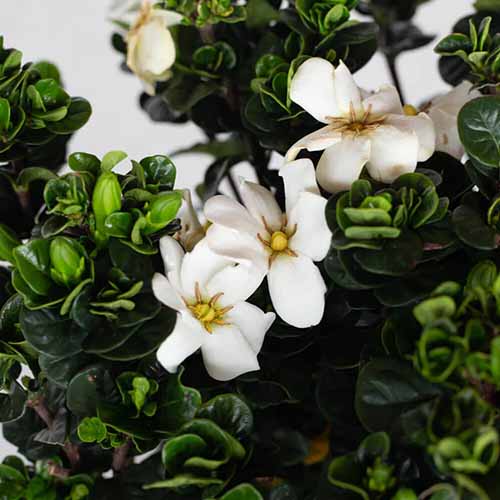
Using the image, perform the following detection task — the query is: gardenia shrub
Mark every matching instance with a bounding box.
[2,0,500,498]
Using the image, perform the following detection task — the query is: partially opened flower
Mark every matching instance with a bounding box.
[126,1,182,95]
[286,58,436,193]
[205,159,330,328]
[176,189,205,251]
[423,81,480,159]
[152,236,274,381]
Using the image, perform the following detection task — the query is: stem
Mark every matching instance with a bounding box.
[27,396,81,471]
[27,396,54,428]
[9,158,33,218]
[385,55,405,103]
[112,439,132,472]
[47,461,71,480]
[199,24,215,44]
[63,443,81,470]
[16,188,33,217]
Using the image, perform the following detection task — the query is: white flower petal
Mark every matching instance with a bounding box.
[153,8,183,27]
[288,192,331,261]
[204,195,262,235]
[430,108,464,159]
[206,262,267,306]
[177,189,204,251]
[206,224,268,270]
[384,113,435,162]
[426,82,479,160]
[289,57,339,123]
[134,19,176,75]
[152,272,185,311]
[362,85,403,117]
[201,325,260,381]
[157,313,204,373]
[316,137,371,193]
[285,125,342,162]
[429,81,479,115]
[239,180,283,232]
[334,61,363,117]
[367,124,419,183]
[180,239,229,298]
[268,254,327,328]
[279,159,320,214]
[227,302,275,353]
[159,236,185,290]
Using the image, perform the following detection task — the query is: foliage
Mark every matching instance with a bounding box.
[436,16,500,89]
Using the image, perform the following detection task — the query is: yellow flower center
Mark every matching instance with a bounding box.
[193,303,216,323]
[326,103,385,138]
[403,104,419,116]
[186,283,232,333]
[270,231,289,252]
[257,216,298,266]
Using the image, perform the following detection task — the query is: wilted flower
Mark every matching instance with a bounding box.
[126,1,183,95]
[152,236,274,381]
[205,159,330,328]
[286,58,435,193]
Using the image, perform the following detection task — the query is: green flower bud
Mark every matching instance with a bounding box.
[49,236,86,288]
[143,191,182,235]
[366,458,396,493]
[69,484,90,500]
[0,223,20,264]
[392,489,417,500]
[92,171,122,245]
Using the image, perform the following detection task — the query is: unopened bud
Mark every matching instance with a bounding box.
[49,237,86,288]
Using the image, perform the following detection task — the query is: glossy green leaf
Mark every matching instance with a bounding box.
[219,484,264,500]
[458,96,500,168]
[197,394,253,440]
[355,358,441,432]
[46,97,91,134]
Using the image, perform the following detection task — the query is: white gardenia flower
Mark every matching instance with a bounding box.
[152,236,275,381]
[424,81,480,160]
[286,57,436,193]
[205,159,330,329]
[126,1,182,95]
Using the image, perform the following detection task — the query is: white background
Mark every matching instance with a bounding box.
[0,0,474,458]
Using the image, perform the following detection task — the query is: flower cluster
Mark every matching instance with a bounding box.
[4,1,500,499]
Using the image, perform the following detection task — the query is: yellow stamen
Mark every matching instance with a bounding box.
[326,101,385,139]
[270,231,289,252]
[258,216,298,263]
[187,282,232,333]
[403,104,418,116]
[209,292,224,307]
[195,282,202,303]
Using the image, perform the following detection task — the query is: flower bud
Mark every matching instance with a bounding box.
[366,459,396,493]
[392,489,417,500]
[92,171,122,246]
[126,2,182,95]
[49,236,86,288]
[0,224,20,264]
[143,191,182,235]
